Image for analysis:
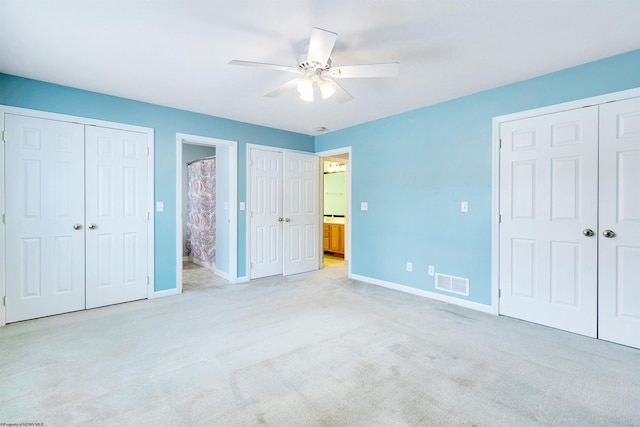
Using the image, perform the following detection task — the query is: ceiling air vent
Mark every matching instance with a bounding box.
[435,273,469,296]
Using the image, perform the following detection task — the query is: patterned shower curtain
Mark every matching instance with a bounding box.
[185,158,216,266]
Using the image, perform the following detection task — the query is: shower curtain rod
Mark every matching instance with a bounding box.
[187,155,216,166]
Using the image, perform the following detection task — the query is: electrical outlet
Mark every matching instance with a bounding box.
[406,262,413,272]
[428,265,435,276]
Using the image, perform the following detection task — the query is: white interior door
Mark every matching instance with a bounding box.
[249,148,283,279]
[598,97,640,348]
[5,114,86,322]
[85,126,148,308]
[499,107,599,337]
[283,151,319,275]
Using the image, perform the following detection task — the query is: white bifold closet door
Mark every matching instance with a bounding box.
[597,97,640,348]
[84,126,148,309]
[249,148,319,279]
[5,114,148,322]
[499,97,640,349]
[5,115,86,322]
[499,107,599,337]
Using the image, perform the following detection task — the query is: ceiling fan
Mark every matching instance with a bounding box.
[229,27,399,103]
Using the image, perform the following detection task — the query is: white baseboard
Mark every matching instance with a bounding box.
[190,256,215,270]
[214,268,232,282]
[150,288,181,299]
[237,276,249,283]
[350,274,496,314]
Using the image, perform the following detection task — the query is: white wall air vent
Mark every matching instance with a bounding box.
[435,273,469,296]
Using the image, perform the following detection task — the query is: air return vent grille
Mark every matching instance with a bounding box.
[435,273,469,296]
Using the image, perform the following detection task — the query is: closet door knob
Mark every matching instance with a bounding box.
[602,230,615,238]
[88,223,97,230]
[278,217,283,222]
[73,224,82,230]
[286,218,291,222]
[582,229,594,237]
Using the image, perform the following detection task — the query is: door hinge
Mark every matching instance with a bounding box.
[499,214,502,223]
[147,276,150,285]
[250,262,253,269]
[147,212,150,220]
[2,130,6,142]
[3,296,6,306]
[499,138,502,149]
[499,289,501,298]
[250,159,253,167]
[2,213,5,224]
[147,147,150,156]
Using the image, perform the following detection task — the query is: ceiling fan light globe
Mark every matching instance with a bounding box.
[318,80,336,100]
[296,77,314,95]
[299,91,314,102]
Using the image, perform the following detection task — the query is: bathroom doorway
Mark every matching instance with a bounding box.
[317,147,351,274]
[176,134,238,292]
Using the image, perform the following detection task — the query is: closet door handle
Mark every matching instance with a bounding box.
[278,217,284,222]
[602,230,615,238]
[285,218,291,222]
[73,224,82,230]
[88,223,97,230]
[582,229,594,237]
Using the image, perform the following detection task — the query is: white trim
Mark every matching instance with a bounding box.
[351,274,494,314]
[214,268,232,282]
[0,111,5,326]
[494,87,640,123]
[149,288,181,299]
[237,276,249,283]
[315,146,352,278]
[175,133,238,297]
[146,129,156,299]
[491,86,640,317]
[0,105,155,325]
[0,105,153,134]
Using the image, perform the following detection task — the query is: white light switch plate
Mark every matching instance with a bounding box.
[361,202,368,211]
[240,202,245,211]
[461,201,468,213]
[156,202,164,212]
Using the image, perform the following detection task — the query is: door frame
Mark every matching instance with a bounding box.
[316,146,352,278]
[491,86,640,316]
[246,143,323,280]
[0,105,156,327]
[176,133,238,290]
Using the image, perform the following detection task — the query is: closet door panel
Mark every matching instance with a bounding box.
[283,151,319,276]
[499,107,599,337]
[5,114,85,322]
[85,126,148,308]
[249,148,284,279]
[598,97,640,348]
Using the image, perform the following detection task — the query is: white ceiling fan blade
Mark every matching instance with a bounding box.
[229,60,301,74]
[329,62,399,78]
[327,80,353,104]
[264,78,303,98]
[307,27,337,67]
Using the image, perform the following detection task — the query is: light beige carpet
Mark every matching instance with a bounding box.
[1,260,639,426]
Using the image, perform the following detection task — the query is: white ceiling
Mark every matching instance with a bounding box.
[1,1,639,136]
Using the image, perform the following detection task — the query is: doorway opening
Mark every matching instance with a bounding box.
[317,147,351,276]
[176,134,238,292]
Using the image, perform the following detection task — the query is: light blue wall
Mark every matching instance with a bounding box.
[315,49,640,306]
[0,74,314,290]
